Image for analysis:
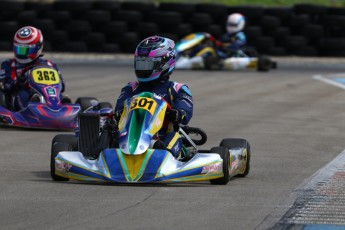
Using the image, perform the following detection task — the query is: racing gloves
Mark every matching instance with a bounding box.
[166,109,186,124]
[16,74,27,86]
[114,109,123,123]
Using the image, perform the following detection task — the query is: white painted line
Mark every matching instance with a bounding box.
[313,75,345,90]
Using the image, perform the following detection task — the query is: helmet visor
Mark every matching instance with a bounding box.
[135,56,161,70]
[227,22,238,27]
[14,43,38,57]
[134,56,162,79]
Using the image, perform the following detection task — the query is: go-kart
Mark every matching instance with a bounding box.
[175,32,276,71]
[51,92,250,184]
[0,65,100,130]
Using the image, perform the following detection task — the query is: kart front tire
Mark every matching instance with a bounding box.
[236,143,250,177]
[220,138,247,149]
[51,134,78,150]
[209,147,230,185]
[204,55,221,70]
[51,142,73,181]
[220,138,250,177]
[61,95,72,104]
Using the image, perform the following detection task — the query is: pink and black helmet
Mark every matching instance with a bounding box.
[13,26,43,64]
[134,36,176,82]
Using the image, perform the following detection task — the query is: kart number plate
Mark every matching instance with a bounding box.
[130,97,157,114]
[31,68,60,85]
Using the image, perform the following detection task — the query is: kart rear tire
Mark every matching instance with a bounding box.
[204,55,221,70]
[51,142,73,181]
[75,97,99,112]
[257,55,271,72]
[97,102,113,109]
[209,147,230,185]
[220,138,250,177]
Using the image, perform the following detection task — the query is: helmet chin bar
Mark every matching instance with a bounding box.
[15,57,34,64]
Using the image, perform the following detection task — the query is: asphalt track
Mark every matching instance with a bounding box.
[0,56,345,230]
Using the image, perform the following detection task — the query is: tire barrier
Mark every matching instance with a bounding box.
[0,1,344,56]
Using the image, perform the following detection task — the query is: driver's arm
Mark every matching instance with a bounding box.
[1,60,17,93]
[114,83,133,121]
[171,85,193,125]
[229,32,246,50]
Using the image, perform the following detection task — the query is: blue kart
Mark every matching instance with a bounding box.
[0,65,101,130]
[51,92,250,184]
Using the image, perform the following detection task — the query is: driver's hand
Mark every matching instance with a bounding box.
[114,109,123,123]
[0,70,5,80]
[16,74,27,86]
[166,109,182,124]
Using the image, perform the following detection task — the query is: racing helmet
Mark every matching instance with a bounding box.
[13,26,43,64]
[134,36,176,82]
[226,13,246,34]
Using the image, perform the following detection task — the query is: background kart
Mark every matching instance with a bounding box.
[0,65,101,130]
[175,32,277,71]
[51,92,250,184]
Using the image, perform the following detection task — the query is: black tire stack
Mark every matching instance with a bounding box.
[0,1,344,56]
[0,1,25,51]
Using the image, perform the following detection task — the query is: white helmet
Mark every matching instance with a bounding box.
[226,13,246,34]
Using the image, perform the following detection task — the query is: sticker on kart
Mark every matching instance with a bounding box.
[130,97,157,114]
[31,68,60,85]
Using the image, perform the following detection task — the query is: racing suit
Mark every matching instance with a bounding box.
[0,57,65,111]
[114,79,193,158]
[218,31,247,58]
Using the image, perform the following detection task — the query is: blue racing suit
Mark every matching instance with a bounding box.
[114,79,193,158]
[218,31,247,58]
[0,57,65,111]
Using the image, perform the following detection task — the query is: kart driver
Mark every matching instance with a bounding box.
[0,26,67,111]
[114,35,193,158]
[216,13,247,58]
